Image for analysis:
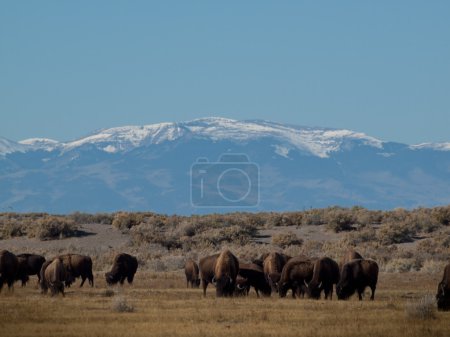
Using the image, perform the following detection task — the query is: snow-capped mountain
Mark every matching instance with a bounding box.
[1,117,449,213]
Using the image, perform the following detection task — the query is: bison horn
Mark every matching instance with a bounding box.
[229,276,233,284]
[318,282,322,288]
[304,280,309,288]
[237,284,245,290]
[212,277,216,285]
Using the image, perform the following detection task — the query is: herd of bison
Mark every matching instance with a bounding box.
[0,248,449,311]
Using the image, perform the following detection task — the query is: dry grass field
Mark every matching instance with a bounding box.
[0,271,448,337]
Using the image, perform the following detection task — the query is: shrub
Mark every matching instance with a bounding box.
[28,216,78,240]
[383,258,421,273]
[69,212,113,225]
[103,289,115,297]
[343,227,376,245]
[405,295,436,320]
[112,296,134,313]
[301,209,325,226]
[432,206,450,226]
[325,207,356,232]
[377,221,415,245]
[272,231,303,248]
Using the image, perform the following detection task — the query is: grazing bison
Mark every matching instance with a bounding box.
[105,253,138,286]
[339,249,363,272]
[0,250,19,292]
[44,258,66,296]
[213,250,239,297]
[39,258,73,294]
[279,256,314,298]
[16,253,46,286]
[263,252,291,293]
[436,262,450,311]
[184,259,200,288]
[58,254,94,287]
[199,254,219,297]
[305,257,340,300]
[236,262,271,297]
[336,259,378,301]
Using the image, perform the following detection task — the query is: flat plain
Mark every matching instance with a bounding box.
[0,271,448,337]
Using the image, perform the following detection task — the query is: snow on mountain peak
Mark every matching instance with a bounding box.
[4,117,386,157]
[410,142,450,151]
[0,137,27,155]
[184,118,383,158]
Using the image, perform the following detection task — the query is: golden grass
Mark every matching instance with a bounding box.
[0,272,449,337]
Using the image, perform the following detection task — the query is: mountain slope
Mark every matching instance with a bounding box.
[1,118,449,213]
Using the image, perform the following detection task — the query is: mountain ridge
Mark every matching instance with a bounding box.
[1,117,449,213]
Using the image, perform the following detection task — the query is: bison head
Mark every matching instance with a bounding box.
[267,273,281,293]
[278,282,289,298]
[304,280,322,299]
[234,276,249,297]
[436,282,450,311]
[336,281,355,300]
[213,275,234,297]
[105,271,119,286]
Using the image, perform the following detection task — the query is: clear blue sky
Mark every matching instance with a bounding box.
[1,1,449,144]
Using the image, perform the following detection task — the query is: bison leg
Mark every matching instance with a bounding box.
[127,274,135,284]
[202,279,208,297]
[370,286,376,300]
[7,280,14,292]
[88,275,94,287]
[80,276,86,287]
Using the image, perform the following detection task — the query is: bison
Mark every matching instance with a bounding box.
[236,262,271,297]
[16,253,46,286]
[199,253,219,297]
[39,258,73,294]
[436,262,450,311]
[0,250,19,292]
[305,257,340,300]
[44,258,66,296]
[58,254,94,287]
[263,252,291,293]
[213,250,239,297]
[339,249,363,272]
[336,259,378,301]
[278,256,314,298]
[184,259,200,288]
[105,253,138,286]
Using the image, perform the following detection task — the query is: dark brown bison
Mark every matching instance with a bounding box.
[199,253,219,297]
[15,253,46,286]
[279,256,314,298]
[305,257,340,300]
[184,259,200,288]
[339,249,363,272]
[236,262,271,297]
[105,253,138,286]
[436,262,450,311]
[0,250,19,292]
[263,252,291,293]
[58,254,94,287]
[336,259,378,301]
[44,258,66,296]
[213,250,239,297]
